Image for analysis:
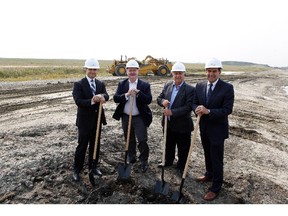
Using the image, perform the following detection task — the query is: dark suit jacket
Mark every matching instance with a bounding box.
[72,77,109,135]
[192,79,234,140]
[157,81,195,133]
[113,78,153,127]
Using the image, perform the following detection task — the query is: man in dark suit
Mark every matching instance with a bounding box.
[113,59,152,173]
[157,62,195,176]
[192,58,234,201]
[72,58,109,181]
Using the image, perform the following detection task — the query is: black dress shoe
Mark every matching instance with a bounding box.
[177,169,184,177]
[141,161,149,173]
[92,168,102,176]
[129,158,137,164]
[72,171,80,181]
[157,162,173,168]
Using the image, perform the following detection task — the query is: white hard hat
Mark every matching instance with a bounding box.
[125,59,139,69]
[205,58,223,69]
[171,62,186,73]
[84,58,100,69]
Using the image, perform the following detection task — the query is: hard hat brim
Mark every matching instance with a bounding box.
[84,66,100,69]
[205,66,222,69]
[171,70,186,73]
[126,67,139,69]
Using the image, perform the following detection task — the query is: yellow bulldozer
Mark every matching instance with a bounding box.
[106,55,172,76]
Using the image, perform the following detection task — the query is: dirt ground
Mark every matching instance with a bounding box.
[0,69,288,204]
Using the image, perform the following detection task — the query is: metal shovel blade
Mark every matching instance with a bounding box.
[171,191,186,204]
[154,180,169,195]
[89,170,96,187]
[171,178,186,203]
[117,163,132,180]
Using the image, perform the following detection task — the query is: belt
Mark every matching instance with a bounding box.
[123,113,140,117]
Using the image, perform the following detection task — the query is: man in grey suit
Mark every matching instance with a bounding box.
[157,62,195,176]
[113,59,152,173]
[192,58,234,201]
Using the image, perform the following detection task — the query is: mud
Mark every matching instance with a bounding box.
[0,70,288,204]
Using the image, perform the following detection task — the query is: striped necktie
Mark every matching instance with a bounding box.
[90,80,96,95]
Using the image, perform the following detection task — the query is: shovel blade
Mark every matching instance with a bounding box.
[89,170,96,187]
[117,163,132,180]
[171,191,186,204]
[154,180,169,195]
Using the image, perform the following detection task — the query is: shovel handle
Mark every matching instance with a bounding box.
[161,108,168,166]
[93,101,103,160]
[125,96,134,151]
[182,115,201,179]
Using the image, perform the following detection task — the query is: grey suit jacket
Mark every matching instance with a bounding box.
[157,81,195,133]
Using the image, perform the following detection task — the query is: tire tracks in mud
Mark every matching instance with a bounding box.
[0,78,121,116]
[0,83,73,114]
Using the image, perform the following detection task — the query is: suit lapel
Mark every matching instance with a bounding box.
[207,79,223,105]
[203,81,208,105]
[136,79,142,91]
[83,77,93,97]
[171,82,186,107]
[95,79,102,95]
[167,82,173,101]
[124,79,130,92]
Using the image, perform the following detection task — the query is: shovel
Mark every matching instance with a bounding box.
[154,109,169,195]
[171,115,201,203]
[89,101,103,187]
[117,96,134,180]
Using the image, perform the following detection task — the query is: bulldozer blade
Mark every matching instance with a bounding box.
[154,180,169,195]
[117,163,132,180]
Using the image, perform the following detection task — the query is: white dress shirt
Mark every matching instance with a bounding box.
[206,78,219,95]
[124,79,140,116]
[86,76,97,105]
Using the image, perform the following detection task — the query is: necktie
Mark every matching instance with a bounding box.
[91,80,96,95]
[206,83,213,104]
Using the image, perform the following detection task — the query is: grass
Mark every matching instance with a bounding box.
[0,58,272,81]
[184,62,271,75]
[0,58,113,81]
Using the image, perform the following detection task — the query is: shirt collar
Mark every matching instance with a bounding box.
[129,78,138,85]
[173,81,184,89]
[207,79,219,86]
[86,75,95,83]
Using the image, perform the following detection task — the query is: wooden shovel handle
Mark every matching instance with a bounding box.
[161,108,168,166]
[182,115,201,179]
[125,96,134,151]
[93,101,103,160]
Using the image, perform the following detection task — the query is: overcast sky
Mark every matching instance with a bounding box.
[1,0,288,67]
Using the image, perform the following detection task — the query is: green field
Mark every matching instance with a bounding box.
[0,58,272,81]
[0,58,113,81]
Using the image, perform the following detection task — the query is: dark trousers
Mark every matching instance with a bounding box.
[165,128,191,171]
[121,115,149,162]
[200,133,224,193]
[74,126,102,172]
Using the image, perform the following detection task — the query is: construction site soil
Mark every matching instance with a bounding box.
[1,70,287,204]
